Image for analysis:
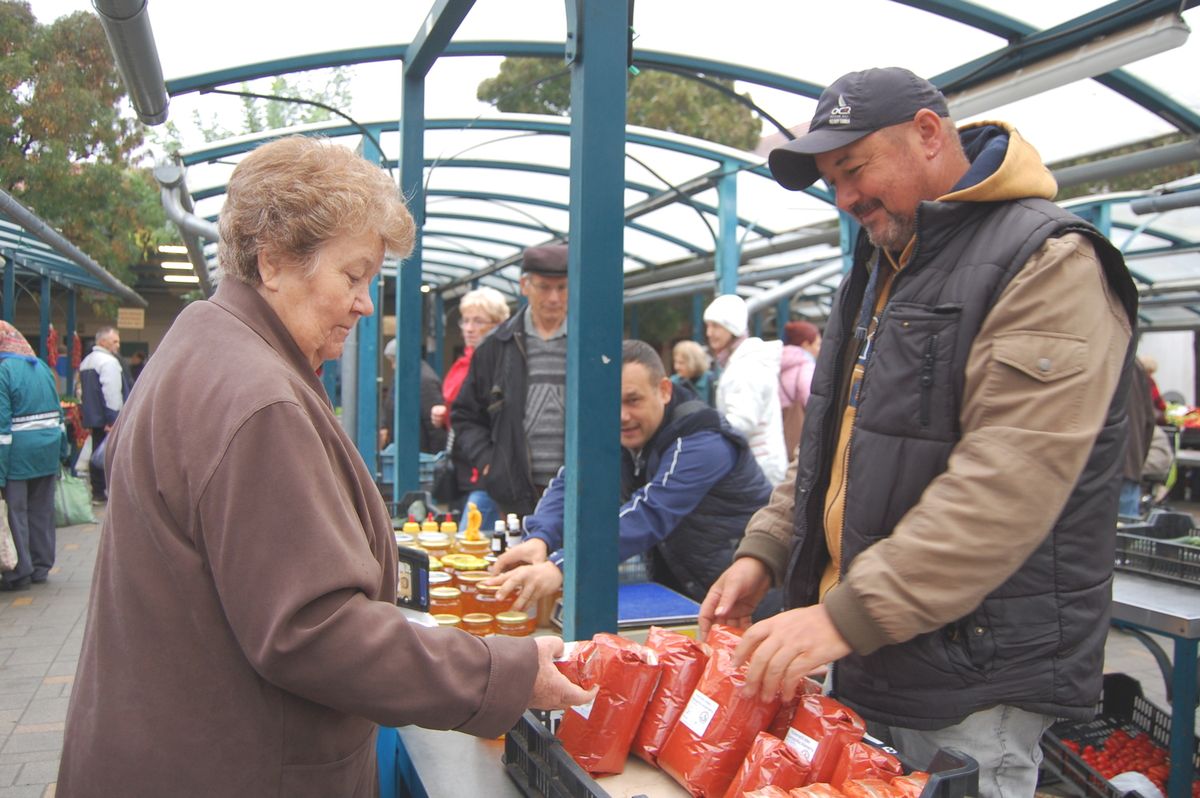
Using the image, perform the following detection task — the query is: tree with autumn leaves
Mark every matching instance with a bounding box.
[0,1,169,289]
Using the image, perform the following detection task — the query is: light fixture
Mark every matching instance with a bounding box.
[420,284,432,293]
[947,13,1190,120]
[157,244,188,254]
[160,260,193,270]
[163,274,200,284]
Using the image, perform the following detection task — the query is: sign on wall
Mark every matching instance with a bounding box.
[117,307,145,330]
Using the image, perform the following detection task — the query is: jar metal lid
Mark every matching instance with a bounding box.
[430,587,462,599]
[462,612,494,625]
[433,614,461,626]
[496,611,529,624]
[429,572,452,585]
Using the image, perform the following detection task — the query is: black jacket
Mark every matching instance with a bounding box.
[450,307,539,514]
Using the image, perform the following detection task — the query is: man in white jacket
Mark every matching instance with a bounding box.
[78,326,131,502]
[704,294,787,485]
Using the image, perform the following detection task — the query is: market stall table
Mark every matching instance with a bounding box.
[1112,571,1200,798]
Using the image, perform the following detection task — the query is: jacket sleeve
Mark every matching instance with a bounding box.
[612,431,737,561]
[733,456,799,585]
[450,342,496,471]
[524,467,567,560]
[197,401,538,736]
[98,356,123,421]
[718,362,764,440]
[825,233,1133,655]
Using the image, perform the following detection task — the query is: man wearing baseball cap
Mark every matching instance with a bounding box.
[452,243,570,516]
[700,67,1138,796]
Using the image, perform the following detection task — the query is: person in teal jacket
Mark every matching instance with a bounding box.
[0,322,66,591]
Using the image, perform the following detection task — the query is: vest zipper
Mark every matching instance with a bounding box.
[920,334,938,427]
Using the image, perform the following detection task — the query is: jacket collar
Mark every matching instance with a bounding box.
[209,279,330,404]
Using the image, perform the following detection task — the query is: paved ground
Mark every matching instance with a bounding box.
[0,503,1195,797]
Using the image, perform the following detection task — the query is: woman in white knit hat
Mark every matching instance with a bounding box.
[703,294,787,484]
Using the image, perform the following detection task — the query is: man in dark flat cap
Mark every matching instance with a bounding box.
[452,244,570,516]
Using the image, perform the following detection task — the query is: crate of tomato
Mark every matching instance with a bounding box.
[1041,673,1200,797]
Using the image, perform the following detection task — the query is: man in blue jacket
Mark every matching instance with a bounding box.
[488,339,772,606]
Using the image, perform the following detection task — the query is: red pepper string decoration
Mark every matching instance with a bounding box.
[71,332,82,370]
[45,324,58,367]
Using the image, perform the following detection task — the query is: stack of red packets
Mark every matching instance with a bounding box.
[552,625,932,797]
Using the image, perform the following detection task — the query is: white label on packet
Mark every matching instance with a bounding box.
[784,727,820,764]
[571,695,595,719]
[679,689,719,738]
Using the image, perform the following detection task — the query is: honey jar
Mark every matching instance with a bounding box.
[495,611,533,637]
[457,537,490,557]
[418,533,451,559]
[455,571,491,613]
[429,586,463,617]
[461,613,494,637]
[474,583,514,617]
[433,614,461,629]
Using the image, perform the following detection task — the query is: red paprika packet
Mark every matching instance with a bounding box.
[829,741,903,788]
[744,788,794,798]
[785,695,866,785]
[841,778,902,798]
[631,627,710,766]
[888,772,929,797]
[723,731,811,798]
[706,623,745,651]
[657,644,781,797]
[556,634,661,776]
[553,639,594,685]
[789,785,847,797]
[767,677,824,739]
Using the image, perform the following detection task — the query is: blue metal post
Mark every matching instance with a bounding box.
[1168,637,1198,798]
[692,293,704,342]
[3,255,14,322]
[355,135,384,470]
[752,312,763,339]
[39,273,51,361]
[398,0,474,502]
[66,289,76,395]
[839,215,860,273]
[776,298,790,338]
[561,0,626,640]
[715,159,740,296]
[431,292,444,374]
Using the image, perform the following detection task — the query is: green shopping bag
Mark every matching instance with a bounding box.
[55,467,95,527]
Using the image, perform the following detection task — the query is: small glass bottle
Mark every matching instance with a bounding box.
[461,612,494,637]
[495,611,533,637]
[505,513,523,550]
[490,519,507,556]
[455,571,490,614]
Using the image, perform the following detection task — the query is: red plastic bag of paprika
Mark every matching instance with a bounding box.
[888,772,929,797]
[556,634,661,776]
[744,788,794,798]
[840,778,902,798]
[554,639,594,685]
[789,785,847,797]
[723,731,811,798]
[767,677,824,739]
[631,626,709,766]
[785,695,866,785]
[657,643,781,797]
[829,741,903,788]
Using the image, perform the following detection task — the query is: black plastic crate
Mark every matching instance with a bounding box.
[1116,532,1200,587]
[1041,673,1200,798]
[503,710,978,798]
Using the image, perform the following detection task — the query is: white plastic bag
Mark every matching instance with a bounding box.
[0,498,16,572]
[1110,771,1164,798]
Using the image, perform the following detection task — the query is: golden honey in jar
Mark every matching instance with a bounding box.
[458,537,490,557]
[455,571,490,614]
[495,611,533,637]
[461,612,494,637]
[419,533,451,559]
[428,571,452,589]
[474,583,514,617]
[433,614,461,629]
[429,586,462,617]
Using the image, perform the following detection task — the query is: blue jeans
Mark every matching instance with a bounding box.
[463,490,500,534]
[886,704,1056,798]
[1119,478,1142,519]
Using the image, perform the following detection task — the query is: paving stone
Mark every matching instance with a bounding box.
[0,764,17,788]
[2,649,59,669]
[0,733,61,756]
[12,761,57,785]
[17,702,67,727]
[0,783,43,797]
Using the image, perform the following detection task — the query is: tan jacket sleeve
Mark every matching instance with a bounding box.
[734,457,799,585]
[825,233,1132,654]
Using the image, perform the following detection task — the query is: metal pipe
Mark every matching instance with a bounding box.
[1131,188,1200,215]
[154,163,217,297]
[745,262,843,314]
[0,188,147,307]
[1053,137,1200,191]
[92,0,169,125]
[1139,278,1200,297]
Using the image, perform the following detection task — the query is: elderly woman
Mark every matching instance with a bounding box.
[58,137,588,797]
[670,338,715,406]
[429,286,509,522]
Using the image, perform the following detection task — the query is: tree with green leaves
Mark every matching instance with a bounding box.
[190,69,355,144]
[477,57,762,151]
[0,1,168,287]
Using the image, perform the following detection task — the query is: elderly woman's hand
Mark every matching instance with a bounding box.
[430,404,448,428]
[529,637,597,711]
[484,562,562,612]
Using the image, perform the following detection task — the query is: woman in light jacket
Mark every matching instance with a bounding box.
[59,137,588,798]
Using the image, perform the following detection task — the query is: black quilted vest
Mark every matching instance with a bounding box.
[786,197,1138,729]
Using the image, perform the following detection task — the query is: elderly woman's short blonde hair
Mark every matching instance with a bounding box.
[672,339,711,379]
[459,286,511,324]
[218,136,415,285]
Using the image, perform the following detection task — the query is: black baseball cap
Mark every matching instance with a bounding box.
[769,67,950,191]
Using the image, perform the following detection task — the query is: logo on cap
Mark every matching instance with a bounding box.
[829,93,851,125]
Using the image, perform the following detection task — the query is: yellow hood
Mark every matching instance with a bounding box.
[940,121,1058,204]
